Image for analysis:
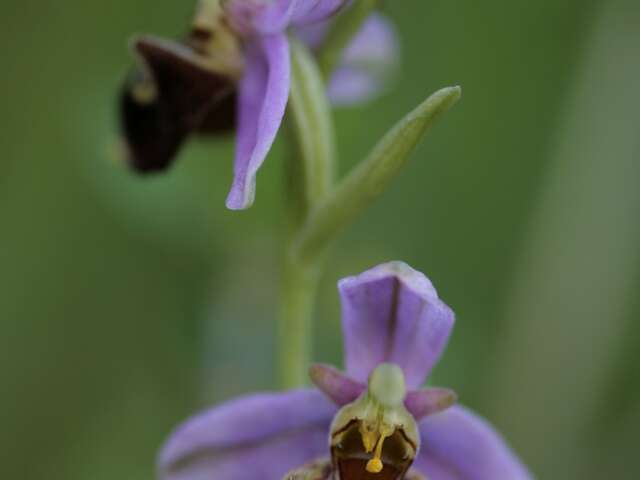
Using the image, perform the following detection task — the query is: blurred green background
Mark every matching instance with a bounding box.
[1,0,639,478]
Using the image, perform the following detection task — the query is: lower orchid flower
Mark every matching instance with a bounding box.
[120,0,398,210]
[158,262,532,480]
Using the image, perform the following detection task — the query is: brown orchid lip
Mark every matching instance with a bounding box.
[120,36,236,173]
[285,459,428,480]
[119,0,242,173]
[330,419,417,479]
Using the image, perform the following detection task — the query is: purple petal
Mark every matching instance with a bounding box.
[290,0,349,26]
[224,0,294,36]
[226,33,290,210]
[252,0,298,34]
[227,0,348,35]
[414,406,533,480]
[405,388,458,421]
[158,389,336,480]
[309,363,366,406]
[338,261,455,389]
[327,13,400,106]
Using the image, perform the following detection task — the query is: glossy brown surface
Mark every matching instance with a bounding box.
[285,459,426,480]
[330,420,415,480]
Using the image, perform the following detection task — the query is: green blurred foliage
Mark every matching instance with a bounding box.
[0,1,638,479]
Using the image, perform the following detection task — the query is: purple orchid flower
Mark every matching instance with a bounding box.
[158,261,532,480]
[120,1,399,210]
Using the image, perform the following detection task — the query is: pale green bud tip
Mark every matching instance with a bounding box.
[368,363,406,407]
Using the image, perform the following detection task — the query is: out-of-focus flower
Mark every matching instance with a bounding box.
[120,1,399,210]
[158,262,532,480]
[297,12,399,106]
[328,12,399,105]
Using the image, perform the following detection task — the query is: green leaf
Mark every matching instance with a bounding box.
[292,86,462,262]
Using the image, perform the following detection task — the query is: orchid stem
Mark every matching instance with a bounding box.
[278,2,378,387]
[278,256,321,388]
[278,40,335,388]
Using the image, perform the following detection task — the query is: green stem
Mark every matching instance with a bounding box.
[278,256,321,389]
[278,40,335,388]
[277,2,379,387]
[289,40,336,207]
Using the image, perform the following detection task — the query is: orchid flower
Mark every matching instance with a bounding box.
[120,0,398,210]
[158,262,532,480]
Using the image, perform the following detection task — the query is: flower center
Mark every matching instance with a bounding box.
[363,364,406,473]
[329,363,420,478]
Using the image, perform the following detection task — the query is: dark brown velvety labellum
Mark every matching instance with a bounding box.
[330,420,416,480]
[119,36,235,172]
[285,458,426,480]
[119,1,243,173]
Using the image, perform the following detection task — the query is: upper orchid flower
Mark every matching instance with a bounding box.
[120,0,398,210]
[158,262,532,480]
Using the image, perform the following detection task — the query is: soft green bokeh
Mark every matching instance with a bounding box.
[1,1,638,479]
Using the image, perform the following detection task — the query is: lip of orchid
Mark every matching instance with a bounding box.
[119,1,243,173]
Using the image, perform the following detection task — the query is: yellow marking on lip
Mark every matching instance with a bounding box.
[365,430,390,474]
[363,423,394,474]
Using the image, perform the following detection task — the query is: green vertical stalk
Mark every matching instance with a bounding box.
[278,40,335,388]
[278,255,321,389]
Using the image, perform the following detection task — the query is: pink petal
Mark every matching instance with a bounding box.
[405,388,458,421]
[309,363,366,406]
